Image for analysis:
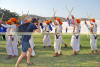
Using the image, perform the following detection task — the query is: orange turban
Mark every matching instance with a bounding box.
[10,18,17,23]
[6,20,11,24]
[48,20,51,23]
[56,18,63,25]
[91,19,95,22]
[26,20,31,23]
[46,20,50,25]
[76,19,80,24]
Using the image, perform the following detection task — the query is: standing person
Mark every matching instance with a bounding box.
[27,20,36,57]
[42,20,52,48]
[85,19,99,54]
[0,20,7,40]
[20,17,36,57]
[68,16,81,55]
[0,20,3,40]
[15,18,38,67]
[1,18,18,58]
[53,17,64,57]
[2,26,7,40]
[51,19,67,48]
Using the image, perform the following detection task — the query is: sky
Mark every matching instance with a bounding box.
[0,0,100,19]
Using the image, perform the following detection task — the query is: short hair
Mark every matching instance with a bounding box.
[31,18,38,23]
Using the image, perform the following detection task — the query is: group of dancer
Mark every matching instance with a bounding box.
[41,15,99,56]
[0,15,99,67]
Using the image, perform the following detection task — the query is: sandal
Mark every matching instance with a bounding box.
[27,62,34,66]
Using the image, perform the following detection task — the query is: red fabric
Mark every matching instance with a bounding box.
[72,19,75,25]
[6,20,11,24]
[76,19,80,24]
[91,19,95,22]
[73,25,75,32]
[91,24,94,32]
[56,18,63,25]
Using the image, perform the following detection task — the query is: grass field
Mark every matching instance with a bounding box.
[0,34,100,67]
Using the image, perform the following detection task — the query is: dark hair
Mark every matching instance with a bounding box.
[31,18,38,23]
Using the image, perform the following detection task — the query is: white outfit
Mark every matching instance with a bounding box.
[86,22,98,50]
[54,21,63,54]
[54,33,62,54]
[2,24,18,56]
[27,35,35,56]
[52,21,66,45]
[90,34,97,50]
[71,34,80,51]
[70,23,81,52]
[43,23,51,46]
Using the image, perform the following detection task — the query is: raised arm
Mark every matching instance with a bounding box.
[84,20,91,31]
[1,24,16,28]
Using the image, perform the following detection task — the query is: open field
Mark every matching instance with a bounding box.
[0,34,100,67]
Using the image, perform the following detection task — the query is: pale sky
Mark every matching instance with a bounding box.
[0,0,100,19]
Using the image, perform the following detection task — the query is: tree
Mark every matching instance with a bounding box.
[0,8,19,22]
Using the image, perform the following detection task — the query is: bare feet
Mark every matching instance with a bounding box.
[15,65,19,67]
[15,64,19,67]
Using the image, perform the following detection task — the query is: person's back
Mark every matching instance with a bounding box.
[17,23,30,32]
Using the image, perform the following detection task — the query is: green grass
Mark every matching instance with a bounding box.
[0,34,100,67]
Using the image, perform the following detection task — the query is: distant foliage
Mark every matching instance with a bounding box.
[0,8,19,21]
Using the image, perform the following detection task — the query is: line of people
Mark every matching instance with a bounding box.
[0,16,99,67]
[40,15,99,56]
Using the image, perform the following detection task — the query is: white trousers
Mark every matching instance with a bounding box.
[27,36,35,56]
[6,35,18,56]
[90,34,97,50]
[60,35,66,45]
[43,34,51,46]
[54,34,62,54]
[70,34,80,51]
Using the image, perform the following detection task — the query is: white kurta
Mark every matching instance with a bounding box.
[90,34,97,50]
[54,21,63,54]
[86,23,98,50]
[2,24,18,56]
[54,39,61,53]
[71,34,80,51]
[70,24,81,52]
[43,23,51,46]
[54,33,62,54]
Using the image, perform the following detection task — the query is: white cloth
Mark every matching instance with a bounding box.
[85,22,97,33]
[43,23,51,46]
[54,34,62,54]
[27,35,35,56]
[3,24,18,56]
[56,25,62,33]
[55,24,66,44]
[90,34,97,50]
[70,20,81,51]
[85,23,98,50]
[54,23,63,53]
[60,35,66,45]
[71,34,80,51]
[43,34,51,46]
